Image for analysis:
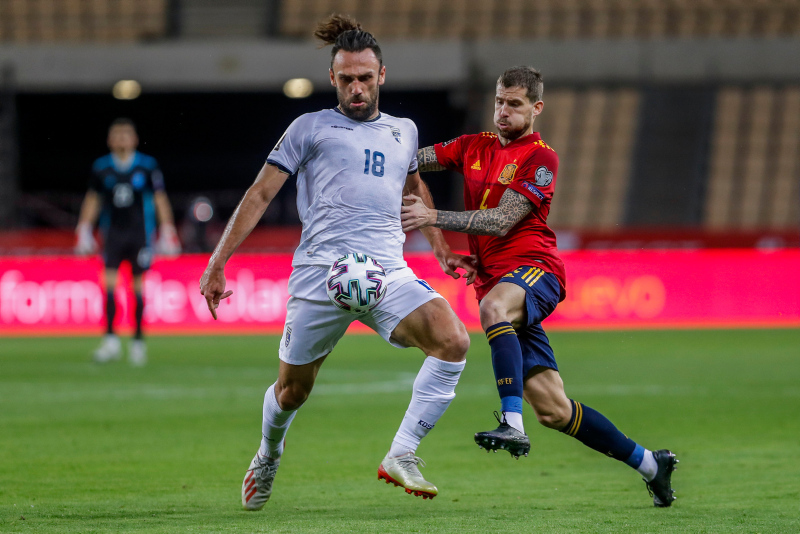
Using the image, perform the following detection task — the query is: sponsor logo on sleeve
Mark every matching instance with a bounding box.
[285,326,292,347]
[390,126,402,144]
[520,181,545,201]
[534,165,553,186]
[441,137,458,147]
[498,163,518,184]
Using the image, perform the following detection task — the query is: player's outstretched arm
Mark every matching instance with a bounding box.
[416,146,447,172]
[200,163,290,319]
[404,171,476,283]
[401,188,533,237]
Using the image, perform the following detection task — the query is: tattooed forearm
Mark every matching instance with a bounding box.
[434,189,534,236]
[416,146,447,172]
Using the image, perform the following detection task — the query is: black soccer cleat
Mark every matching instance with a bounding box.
[644,449,678,507]
[474,411,531,459]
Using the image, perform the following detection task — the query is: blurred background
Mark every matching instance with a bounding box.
[0,1,799,335]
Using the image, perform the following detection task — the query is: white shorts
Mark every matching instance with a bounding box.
[278,265,443,365]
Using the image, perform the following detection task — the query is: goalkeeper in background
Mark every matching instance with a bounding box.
[75,118,181,366]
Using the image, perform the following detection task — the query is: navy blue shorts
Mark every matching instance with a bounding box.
[497,266,562,376]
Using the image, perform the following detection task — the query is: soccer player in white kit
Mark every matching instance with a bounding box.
[199,15,475,510]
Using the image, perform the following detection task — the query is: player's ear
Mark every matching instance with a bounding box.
[378,65,386,86]
[532,100,544,116]
[329,68,336,87]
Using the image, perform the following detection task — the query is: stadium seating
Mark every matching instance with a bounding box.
[705,85,800,230]
[0,0,168,43]
[278,0,800,40]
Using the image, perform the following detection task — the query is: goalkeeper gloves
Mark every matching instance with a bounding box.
[74,222,98,255]
[156,223,182,256]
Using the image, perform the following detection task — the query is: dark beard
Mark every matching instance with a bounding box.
[497,117,532,142]
[337,89,379,121]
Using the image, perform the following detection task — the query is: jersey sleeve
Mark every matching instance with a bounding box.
[148,158,165,191]
[266,113,316,175]
[88,159,105,192]
[507,148,559,208]
[433,135,473,173]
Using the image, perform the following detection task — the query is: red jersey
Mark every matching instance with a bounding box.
[435,131,566,301]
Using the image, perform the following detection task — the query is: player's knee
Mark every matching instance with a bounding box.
[479,297,508,331]
[432,323,470,363]
[274,382,310,411]
[534,403,572,430]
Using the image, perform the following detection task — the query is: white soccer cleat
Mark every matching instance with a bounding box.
[93,334,121,363]
[242,452,281,511]
[129,339,147,367]
[378,452,438,499]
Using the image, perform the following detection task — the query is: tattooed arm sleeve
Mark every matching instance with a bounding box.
[434,188,534,236]
[416,146,447,172]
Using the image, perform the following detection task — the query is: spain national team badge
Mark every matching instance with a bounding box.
[498,163,518,184]
[390,126,402,144]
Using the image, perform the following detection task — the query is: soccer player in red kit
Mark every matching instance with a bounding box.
[402,66,678,507]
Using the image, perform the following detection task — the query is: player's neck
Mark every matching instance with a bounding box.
[336,104,380,122]
[112,150,135,164]
[498,129,534,147]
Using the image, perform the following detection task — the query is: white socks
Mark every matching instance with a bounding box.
[389,356,465,457]
[259,383,297,460]
[636,449,658,481]
[503,411,525,433]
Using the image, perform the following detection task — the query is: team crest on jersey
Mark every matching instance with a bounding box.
[498,164,518,184]
[534,166,553,186]
[131,171,146,190]
[390,126,402,144]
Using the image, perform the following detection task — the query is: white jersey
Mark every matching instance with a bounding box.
[267,108,419,271]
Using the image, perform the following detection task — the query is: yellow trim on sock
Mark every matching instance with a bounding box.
[486,324,511,337]
[570,402,584,436]
[486,326,516,341]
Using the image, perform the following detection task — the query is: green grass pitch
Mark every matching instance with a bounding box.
[1,329,799,533]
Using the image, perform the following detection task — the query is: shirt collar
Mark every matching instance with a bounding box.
[498,131,542,149]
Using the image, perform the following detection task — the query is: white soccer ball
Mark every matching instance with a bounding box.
[325,253,387,314]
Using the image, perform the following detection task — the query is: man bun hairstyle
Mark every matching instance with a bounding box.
[314,14,382,68]
[498,66,544,103]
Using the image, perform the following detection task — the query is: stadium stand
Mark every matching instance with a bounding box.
[705,85,800,230]
[0,0,168,43]
[278,0,800,40]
